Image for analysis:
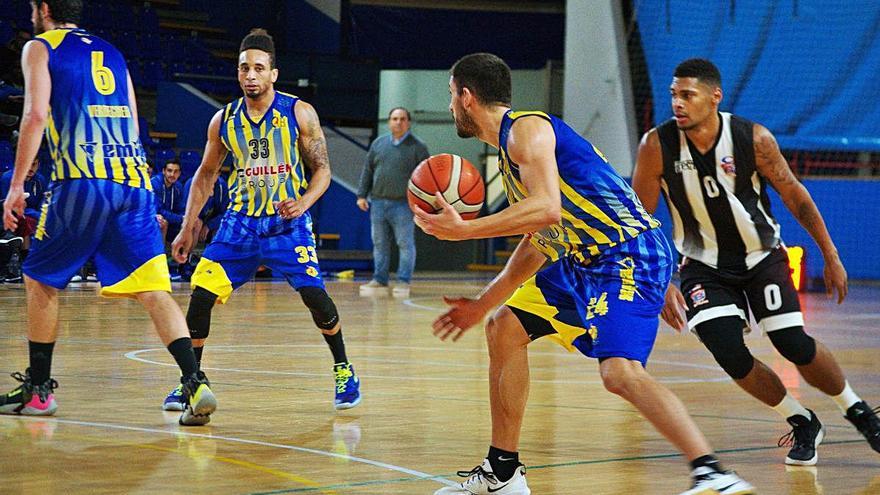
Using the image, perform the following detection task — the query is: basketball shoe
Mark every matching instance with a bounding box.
[778,410,825,465]
[845,400,880,453]
[333,362,361,410]
[434,459,530,495]
[178,371,217,426]
[679,467,756,495]
[359,280,389,296]
[0,369,58,416]
[162,384,186,411]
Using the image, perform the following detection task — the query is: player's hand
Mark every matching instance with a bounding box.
[432,296,488,342]
[413,192,469,241]
[171,225,195,264]
[356,198,369,212]
[823,254,848,304]
[661,284,688,332]
[2,185,25,231]
[273,199,306,219]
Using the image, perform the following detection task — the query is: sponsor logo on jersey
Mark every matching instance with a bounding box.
[721,155,736,175]
[674,159,695,173]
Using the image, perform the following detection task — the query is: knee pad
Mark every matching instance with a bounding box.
[768,326,817,365]
[186,287,217,340]
[695,316,755,379]
[299,287,339,330]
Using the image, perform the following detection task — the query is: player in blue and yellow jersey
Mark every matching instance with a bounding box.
[417,54,754,495]
[161,29,360,412]
[0,0,215,426]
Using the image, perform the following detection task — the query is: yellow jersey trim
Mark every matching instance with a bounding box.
[100,254,171,298]
[505,276,586,352]
[191,257,234,304]
[36,29,72,50]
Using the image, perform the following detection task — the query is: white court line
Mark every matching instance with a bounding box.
[125,346,731,384]
[6,415,457,487]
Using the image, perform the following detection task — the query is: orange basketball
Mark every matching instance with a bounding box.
[407,154,485,219]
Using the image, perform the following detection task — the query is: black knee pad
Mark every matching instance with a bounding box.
[695,316,755,380]
[299,287,339,330]
[768,326,817,366]
[186,287,217,340]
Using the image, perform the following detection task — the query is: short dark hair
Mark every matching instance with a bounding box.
[33,0,83,25]
[240,28,275,68]
[388,107,411,120]
[450,53,512,106]
[164,159,180,170]
[674,58,722,88]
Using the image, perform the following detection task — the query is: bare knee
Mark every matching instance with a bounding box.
[485,307,530,353]
[135,290,170,308]
[600,359,650,398]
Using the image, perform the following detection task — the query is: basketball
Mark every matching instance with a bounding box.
[407,154,485,219]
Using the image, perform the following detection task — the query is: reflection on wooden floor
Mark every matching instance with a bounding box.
[1,276,879,494]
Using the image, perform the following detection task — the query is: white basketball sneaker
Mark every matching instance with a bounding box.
[679,466,756,495]
[434,459,530,495]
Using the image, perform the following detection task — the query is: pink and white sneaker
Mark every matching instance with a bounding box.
[0,370,58,416]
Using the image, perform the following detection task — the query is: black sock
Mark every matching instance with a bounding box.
[28,341,55,384]
[167,337,198,377]
[487,445,519,482]
[193,346,204,368]
[323,329,347,364]
[690,454,723,473]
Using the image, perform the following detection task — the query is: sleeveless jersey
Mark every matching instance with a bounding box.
[34,28,150,189]
[219,91,309,217]
[498,110,660,262]
[656,112,780,271]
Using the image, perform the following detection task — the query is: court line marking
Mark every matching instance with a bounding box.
[245,438,871,494]
[6,416,457,488]
[124,346,731,384]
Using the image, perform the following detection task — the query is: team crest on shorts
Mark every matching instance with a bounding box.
[306,266,318,277]
[689,285,708,307]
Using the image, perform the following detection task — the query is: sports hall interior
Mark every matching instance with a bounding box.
[0,1,878,494]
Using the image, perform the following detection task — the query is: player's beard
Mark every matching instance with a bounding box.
[33,15,46,35]
[454,109,478,138]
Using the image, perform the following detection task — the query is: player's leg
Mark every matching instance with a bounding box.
[162,212,260,411]
[748,248,880,454]
[388,199,415,296]
[95,182,215,425]
[361,199,391,294]
[1,181,104,416]
[263,212,361,409]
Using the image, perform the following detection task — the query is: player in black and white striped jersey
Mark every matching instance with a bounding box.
[633,58,880,468]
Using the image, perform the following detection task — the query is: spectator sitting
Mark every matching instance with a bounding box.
[183,172,229,246]
[150,158,185,243]
[0,156,46,282]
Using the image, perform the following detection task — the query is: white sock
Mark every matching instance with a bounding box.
[772,393,811,420]
[831,381,861,414]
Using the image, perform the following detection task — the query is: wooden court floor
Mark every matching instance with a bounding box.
[1,275,879,494]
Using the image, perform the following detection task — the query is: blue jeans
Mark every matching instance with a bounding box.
[369,198,415,284]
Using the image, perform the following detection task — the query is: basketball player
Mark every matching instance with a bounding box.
[415,53,754,495]
[0,0,215,426]
[632,58,880,465]
[161,29,361,411]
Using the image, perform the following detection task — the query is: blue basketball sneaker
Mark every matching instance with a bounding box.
[333,362,361,410]
[162,384,186,411]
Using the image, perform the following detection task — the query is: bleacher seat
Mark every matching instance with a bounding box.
[0,140,13,174]
[156,149,177,166]
[179,150,201,180]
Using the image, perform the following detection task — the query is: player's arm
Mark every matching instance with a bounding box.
[3,40,49,230]
[433,235,546,341]
[632,128,663,214]
[277,100,330,219]
[414,117,561,240]
[753,124,847,303]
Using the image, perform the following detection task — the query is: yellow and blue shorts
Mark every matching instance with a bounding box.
[22,179,170,297]
[505,228,674,366]
[191,210,324,304]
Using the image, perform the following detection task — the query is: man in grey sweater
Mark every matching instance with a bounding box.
[357,107,430,297]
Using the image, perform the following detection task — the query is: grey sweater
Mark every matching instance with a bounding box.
[357,132,430,200]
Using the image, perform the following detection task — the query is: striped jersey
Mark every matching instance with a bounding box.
[498,110,660,262]
[219,91,309,217]
[656,112,780,271]
[34,28,150,189]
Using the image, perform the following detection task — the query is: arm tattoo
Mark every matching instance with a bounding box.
[302,119,330,171]
[795,199,822,231]
[755,131,795,186]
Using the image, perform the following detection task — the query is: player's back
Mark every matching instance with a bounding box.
[498,111,660,261]
[34,28,149,189]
